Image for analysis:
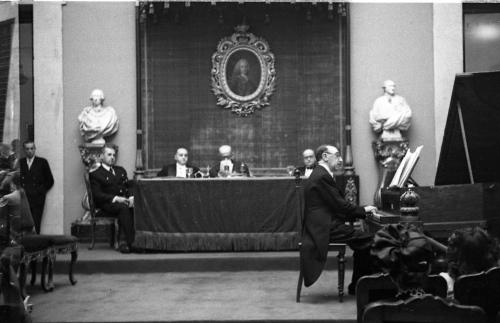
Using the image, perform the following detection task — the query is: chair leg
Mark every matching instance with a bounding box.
[89,220,96,250]
[296,270,303,303]
[18,262,28,300]
[29,260,37,286]
[41,256,54,292]
[69,250,78,285]
[337,249,346,303]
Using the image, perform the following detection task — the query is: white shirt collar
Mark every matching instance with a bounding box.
[319,163,334,178]
[101,164,112,172]
[304,167,313,178]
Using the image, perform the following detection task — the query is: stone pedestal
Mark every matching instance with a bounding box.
[78,143,104,171]
[372,139,409,207]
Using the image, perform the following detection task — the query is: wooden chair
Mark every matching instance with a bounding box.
[17,234,78,296]
[362,294,487,323]
[455,267,500,323]
[83,171,118,250]
[356,272,448,323]
[296,242,347,303]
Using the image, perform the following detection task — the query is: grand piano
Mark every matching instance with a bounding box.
[378,71,500,240]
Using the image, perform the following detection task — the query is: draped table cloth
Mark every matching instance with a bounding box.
[133,177,302,251]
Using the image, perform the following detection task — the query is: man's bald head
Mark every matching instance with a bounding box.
[174,147,189,166]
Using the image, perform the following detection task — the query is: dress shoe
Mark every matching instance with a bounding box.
[118,243,131,254]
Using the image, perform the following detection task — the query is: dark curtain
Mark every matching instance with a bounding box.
[140,2,347,169]
[0,19,14,142]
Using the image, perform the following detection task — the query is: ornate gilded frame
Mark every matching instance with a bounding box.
[211,24,276,117]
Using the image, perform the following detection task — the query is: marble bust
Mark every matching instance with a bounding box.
[369,80,412,141]
[78,89,119,145]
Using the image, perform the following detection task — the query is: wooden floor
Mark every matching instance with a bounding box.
[29,243,357,323]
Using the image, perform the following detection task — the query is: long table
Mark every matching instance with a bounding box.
[133,177,302,251]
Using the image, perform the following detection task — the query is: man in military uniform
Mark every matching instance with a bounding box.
[90,144,134,253]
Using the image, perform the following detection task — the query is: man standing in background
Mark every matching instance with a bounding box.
[19,140,54,234]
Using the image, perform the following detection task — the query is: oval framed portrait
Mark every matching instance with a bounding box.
[211,24,276,116]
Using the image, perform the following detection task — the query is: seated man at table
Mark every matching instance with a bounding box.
[157,147,200,178]
[294,148,316,178]
[90,144,135,253]
[209,145,250,177]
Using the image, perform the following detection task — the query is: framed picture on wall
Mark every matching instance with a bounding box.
[211,24,276,117]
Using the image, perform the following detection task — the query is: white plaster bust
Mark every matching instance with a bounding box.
[369,80,412,141]
[78,89,119,144]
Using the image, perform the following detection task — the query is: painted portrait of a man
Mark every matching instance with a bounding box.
[225,49,261,98]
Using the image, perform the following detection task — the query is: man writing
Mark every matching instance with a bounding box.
[157,148,200,178]
[300,144,377,295]
[90,144,134,253]
[294,149,316,178]
[19,140,54,234]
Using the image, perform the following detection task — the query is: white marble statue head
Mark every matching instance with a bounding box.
[90,89,105,106]
[382,80,396,96]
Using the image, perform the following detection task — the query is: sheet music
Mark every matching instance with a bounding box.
[389,149,411,187]
[398,145,423,187]
[388,145,423,188]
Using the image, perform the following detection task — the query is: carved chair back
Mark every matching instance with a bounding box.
[362,294,487,323]
[454,266,500,323]
[356,272,448,323]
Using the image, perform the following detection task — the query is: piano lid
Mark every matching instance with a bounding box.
[435,71,500,185]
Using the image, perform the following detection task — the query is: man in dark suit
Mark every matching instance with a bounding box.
[209,145,250,177]
[90,144,134,253]
[19,140,54,234]
[294,148,317,178]
[300,144,378,295]
[157,147,200,178]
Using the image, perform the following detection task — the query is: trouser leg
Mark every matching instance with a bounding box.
[351,247,374,287]
[114,204,135,245]
[103,203,135,246]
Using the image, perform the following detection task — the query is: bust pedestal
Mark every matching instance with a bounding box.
[372,138,409,207]
[78,143,105,171]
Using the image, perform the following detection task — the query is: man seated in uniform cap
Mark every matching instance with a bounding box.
[209,145,250,177]
[157,147,200,178]
[90,144,135,253]
[294,149,317,178]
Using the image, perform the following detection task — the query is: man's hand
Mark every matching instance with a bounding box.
[128,196,134,208]
[364,205,378,214]
[113,196,129,205]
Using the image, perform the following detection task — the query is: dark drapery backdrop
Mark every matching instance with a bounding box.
[0,19,13,142]
[140,2,347,169]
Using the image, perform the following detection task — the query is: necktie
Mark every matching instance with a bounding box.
[110,167,115,176]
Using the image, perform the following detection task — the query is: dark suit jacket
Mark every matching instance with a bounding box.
[89,165,130,209]
[157,163,200,177]
[209,159,249,178]
[295,164,317,176]
[300,165,366,287]
[19,156,54,207]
